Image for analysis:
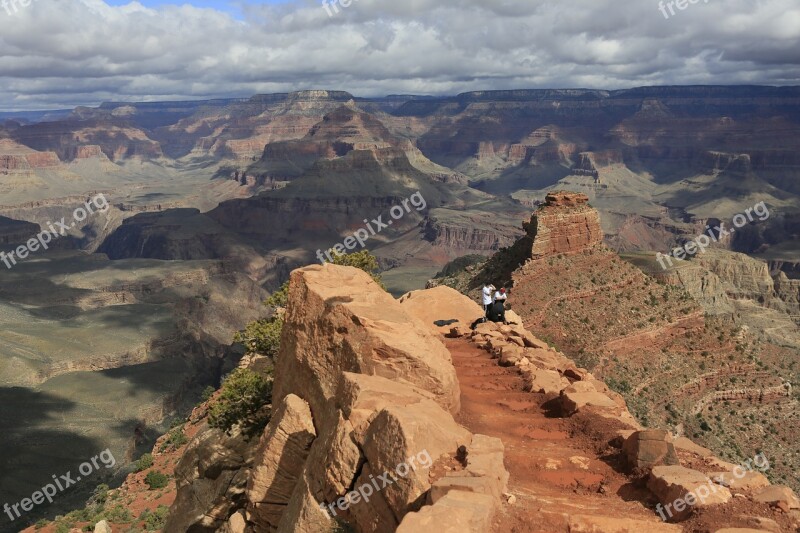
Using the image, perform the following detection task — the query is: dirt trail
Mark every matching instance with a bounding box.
[446,337,668,532]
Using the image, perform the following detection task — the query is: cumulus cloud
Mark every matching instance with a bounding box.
[0,0,798,109]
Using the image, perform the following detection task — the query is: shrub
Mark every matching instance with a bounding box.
[134,453,154,473]
[208,368,272,438]
[34,519,49,530]
[143,505,169,531]
[265,281,289,308]
[144,471,169,490]
[104,504,133,523]
[160,427,188,452]
[234,316,283,357]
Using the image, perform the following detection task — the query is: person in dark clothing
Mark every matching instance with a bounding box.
[488,299,506,323]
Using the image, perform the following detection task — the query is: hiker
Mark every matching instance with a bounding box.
[491,287,508,324]
[481,283,495,321]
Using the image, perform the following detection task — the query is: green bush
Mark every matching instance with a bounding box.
[234,316,283,357]
[104,504,133,522]
[34,519,49,530]
[201,385,216,402]
[134,453,154,473]
[159,427,188,452]
[144,471,169,490]
[143,505,170,531]
[265,281,289,308]
[208,368,272,438]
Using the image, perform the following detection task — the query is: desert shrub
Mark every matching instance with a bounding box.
[234,316,283,357]
[104,504,133,522]
[134,453,153,472]
[265,281,290,308]
[208,368,272,438]
[159,427,188,452]
[143,505,169,531]
[34,519,49,530]
[144,471,169,490]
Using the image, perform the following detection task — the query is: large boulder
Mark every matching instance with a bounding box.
[622,430,679,471]
[399,285,484,334]
[396,491,496,533]
[247,394,317,531]
[274,264,460,416]
[648,465,732,521]
[753,485,800,510]
[165,422,257,532]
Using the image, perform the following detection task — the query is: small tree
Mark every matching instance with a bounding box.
[208,368,272,438]
[234,317,283,357]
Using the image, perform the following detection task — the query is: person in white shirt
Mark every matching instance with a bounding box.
[481,283,495,321]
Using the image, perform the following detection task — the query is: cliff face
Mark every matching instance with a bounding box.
[166,265,509,533]
[523,192,603,259]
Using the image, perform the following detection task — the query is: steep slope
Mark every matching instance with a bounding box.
[433,191,800,491]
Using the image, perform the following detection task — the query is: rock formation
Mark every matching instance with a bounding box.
[523,192,603,259]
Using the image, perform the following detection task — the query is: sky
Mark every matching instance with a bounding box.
[0,0,799,110]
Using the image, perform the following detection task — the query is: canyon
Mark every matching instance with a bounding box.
[0,87,798,531]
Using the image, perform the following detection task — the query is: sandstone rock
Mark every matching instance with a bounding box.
[505,309,525,326]
[430,475,500,503]
[714,529,774,533]
[276,470,333,533]
[447,325,471,338]
[524,192,603,259]
[567,514,682,532]
[475,321,499,334]
[219,511,247,533]
[499,345,525,366]
[524,368,570,395]
[361,402,471,520]
[523,347,565,371]
[338,372,437,441]
[274,264,460,417]
[736,515,781,532]
[560,382,618,416]
[397,491,496,533]
[399,285,484,335]
[165,422,257,532]
[247,394,317,531]
[304,408,362,502]
[753,485,800,509]
[711,470,770,491]
[347,462,399,533]
[622,430,679,471]
[459,434,509,501]
[93,520,112,533]
[673,436,713,457]
[648,465,732,521]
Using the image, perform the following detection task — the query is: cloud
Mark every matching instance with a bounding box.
[0,0,798,109]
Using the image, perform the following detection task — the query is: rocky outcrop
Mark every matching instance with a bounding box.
[226,264,509,533]
[166,423,258,532]
[274,264,461,415]
[523,191,603,259]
